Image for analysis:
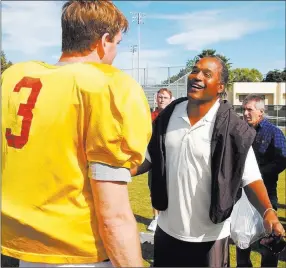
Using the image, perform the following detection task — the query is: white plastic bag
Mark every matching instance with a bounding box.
[230,189,266,249]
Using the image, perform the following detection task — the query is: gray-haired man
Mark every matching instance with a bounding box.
[236,94,286,267]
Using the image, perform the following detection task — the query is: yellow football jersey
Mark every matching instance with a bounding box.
[1,61,152,264]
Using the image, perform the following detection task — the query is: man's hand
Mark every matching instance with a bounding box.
[130,158,151,177]
[130,166,138,177]
[245,180,285,237]
[263,209,285,237]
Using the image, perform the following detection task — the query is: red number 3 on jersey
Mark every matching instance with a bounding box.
[5,77,42,149]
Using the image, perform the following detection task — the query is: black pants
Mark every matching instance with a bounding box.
[236,245,279,267]
[154,226,229,267]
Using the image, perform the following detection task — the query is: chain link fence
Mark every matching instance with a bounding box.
[121,66,186,86]
[137,69,190,110]
[121,67,285,130]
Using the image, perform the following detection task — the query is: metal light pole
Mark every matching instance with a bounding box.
[130,45,137,79]
[131,12,146,84]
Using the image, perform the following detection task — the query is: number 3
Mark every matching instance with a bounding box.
[5,77,42,149]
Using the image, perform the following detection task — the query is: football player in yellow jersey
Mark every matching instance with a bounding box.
[1,1,152,267]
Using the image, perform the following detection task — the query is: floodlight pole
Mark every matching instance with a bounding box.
[131,12,146,84]
[130,45,137,79]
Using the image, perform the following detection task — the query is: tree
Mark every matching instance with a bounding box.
[215,53,232,71]
[161,49,232,85]
[263,69,286,82]
[198,49,216,58]
[229,68,263,83]
[1,50,13,74]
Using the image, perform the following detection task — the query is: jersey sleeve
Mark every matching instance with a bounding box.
[85,71,152,169]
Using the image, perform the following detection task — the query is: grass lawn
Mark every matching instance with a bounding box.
[128,171,286,267]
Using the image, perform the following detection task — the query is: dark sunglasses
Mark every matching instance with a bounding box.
[259,234,286,255]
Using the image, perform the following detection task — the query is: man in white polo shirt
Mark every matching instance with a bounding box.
[131,56,285,267]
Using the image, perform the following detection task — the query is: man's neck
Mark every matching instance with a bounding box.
[57,51,101,65]
[187,97,219,126]
[253,117,264,129]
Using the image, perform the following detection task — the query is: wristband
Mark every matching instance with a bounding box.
[263,208,277,219]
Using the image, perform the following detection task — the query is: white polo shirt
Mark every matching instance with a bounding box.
[146,100,261,242]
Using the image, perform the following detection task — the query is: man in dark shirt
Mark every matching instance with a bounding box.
[236,94,286,267]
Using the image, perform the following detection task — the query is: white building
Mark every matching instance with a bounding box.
[231,82,286,105]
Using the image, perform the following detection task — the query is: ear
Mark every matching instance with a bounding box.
[95,33,110,60]
[101,33,111,48]
[217,83,224,94]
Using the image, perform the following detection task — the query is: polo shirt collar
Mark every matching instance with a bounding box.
[204,99,220,123]
[175,99,220,124]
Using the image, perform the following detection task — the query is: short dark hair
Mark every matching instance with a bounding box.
[61,1,128,53]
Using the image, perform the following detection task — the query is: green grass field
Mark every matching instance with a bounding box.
[128,171,286,267]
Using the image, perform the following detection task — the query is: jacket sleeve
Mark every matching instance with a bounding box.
[259,128,286,176]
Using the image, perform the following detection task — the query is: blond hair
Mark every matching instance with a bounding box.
[61,0,128,53]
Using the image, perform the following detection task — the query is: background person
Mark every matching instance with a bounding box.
[151,88,173,121]
[148,88,173,232]
[236,94,286,267]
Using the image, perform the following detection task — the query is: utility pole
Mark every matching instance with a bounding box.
[131,12,146,84]
[130,45,137,79]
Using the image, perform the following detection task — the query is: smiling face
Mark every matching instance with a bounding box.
[187,57,224,102]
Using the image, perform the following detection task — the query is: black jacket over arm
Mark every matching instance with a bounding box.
[148,97,256,224]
